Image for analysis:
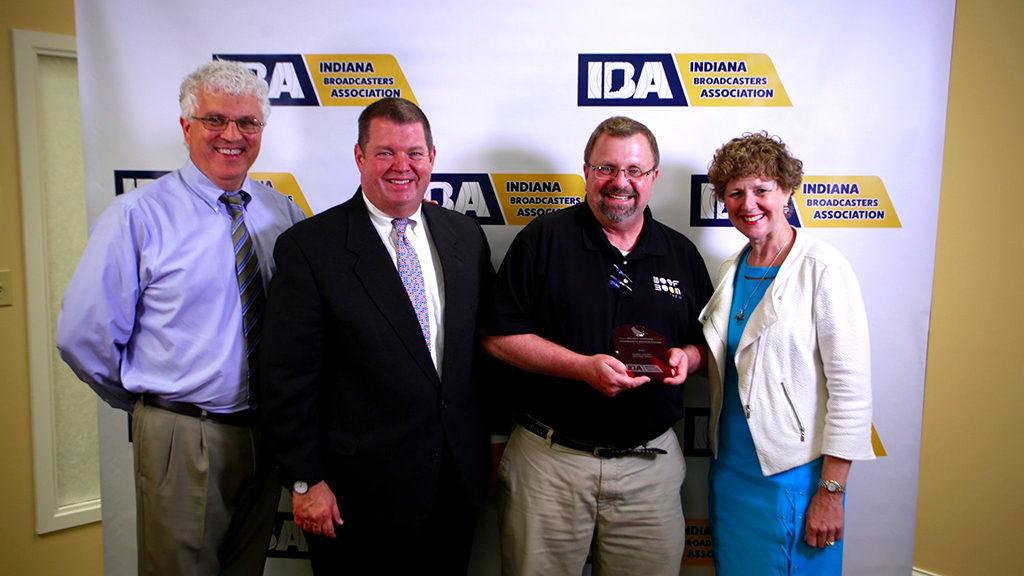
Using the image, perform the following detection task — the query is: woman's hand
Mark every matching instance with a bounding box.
[805,455,851,548]
[804,490,844,548]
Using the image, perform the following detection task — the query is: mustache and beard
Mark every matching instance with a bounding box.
[594,183,639,223]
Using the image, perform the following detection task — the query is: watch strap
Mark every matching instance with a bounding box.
[818,479,845,493]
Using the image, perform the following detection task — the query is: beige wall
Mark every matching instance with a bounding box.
[0,1,104,576]
[915,0,1024,574]
[0,1,1018,575]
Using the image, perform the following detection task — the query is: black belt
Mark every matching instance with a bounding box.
[142,394,255,427]
[516,413,667,458]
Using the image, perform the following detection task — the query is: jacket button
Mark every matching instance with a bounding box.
[431,450,441,463]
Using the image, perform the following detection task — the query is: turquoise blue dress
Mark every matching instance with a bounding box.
[708,250,843,575]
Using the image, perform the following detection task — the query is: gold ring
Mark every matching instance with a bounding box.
[825,540,835,547]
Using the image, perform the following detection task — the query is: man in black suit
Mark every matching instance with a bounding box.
[259,98,494,574]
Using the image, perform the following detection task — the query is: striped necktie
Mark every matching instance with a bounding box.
[221,192,265,403]
[391,218,431,349]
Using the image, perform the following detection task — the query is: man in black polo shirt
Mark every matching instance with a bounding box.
[484,116,712,575]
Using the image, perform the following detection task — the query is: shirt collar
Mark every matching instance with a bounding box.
[363,191,426,238]
[579,202,662,258]
[180,157,252,212]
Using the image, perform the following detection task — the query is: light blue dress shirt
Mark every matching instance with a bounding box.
[57,158,305,413]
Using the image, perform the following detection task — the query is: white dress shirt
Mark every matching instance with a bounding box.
[365,199,445,373]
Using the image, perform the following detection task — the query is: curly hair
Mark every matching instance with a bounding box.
[707,131,803,201]
[179,60,271,122]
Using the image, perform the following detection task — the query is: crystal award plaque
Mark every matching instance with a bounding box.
[613,324,669,382]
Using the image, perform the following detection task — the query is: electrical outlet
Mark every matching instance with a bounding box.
[0,270,11,306]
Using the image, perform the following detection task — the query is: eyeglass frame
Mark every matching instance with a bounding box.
[586,163,656,180]
[189,115,265,134]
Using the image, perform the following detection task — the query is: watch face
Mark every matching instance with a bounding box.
[822,480,844,493]
[293,481,308,495]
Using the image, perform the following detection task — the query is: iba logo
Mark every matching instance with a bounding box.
[214,53,417,107]
[427,174,505,226]
[579,54,688,106]
[580,53,791,107]
[428,173,586,226]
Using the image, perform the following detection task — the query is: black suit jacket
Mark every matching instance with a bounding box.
[259,191,493,536]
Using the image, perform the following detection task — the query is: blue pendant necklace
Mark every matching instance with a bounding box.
[734,234,791,324]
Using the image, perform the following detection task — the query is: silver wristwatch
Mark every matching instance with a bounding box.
[292,480,309,495]
[819,479,845,494]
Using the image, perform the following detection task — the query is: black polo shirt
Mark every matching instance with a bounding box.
[489,201,713,448]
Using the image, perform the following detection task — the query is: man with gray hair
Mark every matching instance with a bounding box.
[57,60,304,575]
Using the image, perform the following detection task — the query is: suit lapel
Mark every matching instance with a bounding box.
[422,204,470,380]
[345,193,440,386]
[423,202,464,302]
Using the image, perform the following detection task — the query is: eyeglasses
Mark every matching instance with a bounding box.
[190,115,265,134]
[587,164,656,180]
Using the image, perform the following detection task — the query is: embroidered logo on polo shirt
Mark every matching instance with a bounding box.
[652,276,682,300]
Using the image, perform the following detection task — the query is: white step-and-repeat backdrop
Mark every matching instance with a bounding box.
[74,1,955,574]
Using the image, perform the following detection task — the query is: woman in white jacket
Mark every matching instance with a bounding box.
[700,132,874,575]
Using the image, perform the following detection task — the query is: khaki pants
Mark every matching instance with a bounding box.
[497,424,686,576]
[132,399,280,576]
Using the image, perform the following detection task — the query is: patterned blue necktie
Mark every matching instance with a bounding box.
[392,218,431,349]
[221,192,265,403]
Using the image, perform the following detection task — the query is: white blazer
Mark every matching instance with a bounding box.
[700,229,875,476]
